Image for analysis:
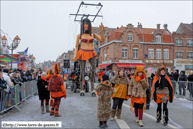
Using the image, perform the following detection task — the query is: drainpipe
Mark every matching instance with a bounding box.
[167,30,174,71]
[139,28,145,64]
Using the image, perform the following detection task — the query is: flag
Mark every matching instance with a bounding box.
[18,47,28,57]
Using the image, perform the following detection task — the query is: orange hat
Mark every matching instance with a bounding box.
[134,66,146,78]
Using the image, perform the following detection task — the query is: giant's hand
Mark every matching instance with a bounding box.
[73,56,77,62]
[99,23,104,31]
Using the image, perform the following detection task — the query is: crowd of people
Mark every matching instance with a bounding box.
[0,65,43,110]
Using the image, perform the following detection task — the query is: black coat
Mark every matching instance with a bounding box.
[37,78,50,100]
[151,73,155,79]
[188,75,193,82]
[12,77,22,86]
[17,69,27,82]
[179,71,187,81]
[0,77,7,89]
[172,73,179,82]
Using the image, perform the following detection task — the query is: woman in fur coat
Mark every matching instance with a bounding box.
[128,66,149,127]
[151,65,174,126]
[110,68,130,121]
[96,74,113,129]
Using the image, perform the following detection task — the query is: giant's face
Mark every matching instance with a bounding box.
[84,23,89,31]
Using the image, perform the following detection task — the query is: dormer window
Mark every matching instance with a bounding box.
[156,35,161,43]
[127,34,133,41]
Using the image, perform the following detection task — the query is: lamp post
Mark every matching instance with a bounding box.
[4,35,21,69]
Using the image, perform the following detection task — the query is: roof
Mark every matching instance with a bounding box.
[107,25,172,43]
[175,22,193,35]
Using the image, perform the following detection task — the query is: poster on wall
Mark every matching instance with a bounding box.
[185,65,193,70]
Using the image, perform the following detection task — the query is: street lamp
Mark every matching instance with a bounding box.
[6,35,21,69]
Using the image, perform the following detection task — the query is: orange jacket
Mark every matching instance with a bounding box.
[151,76,174,103]
[97,71,105,80]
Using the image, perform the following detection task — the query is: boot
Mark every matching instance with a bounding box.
[156,107,161,123]
[136,117,139,123]
[116,109,123,119]
[139,120,144,127]
[41,106,45,114]
[91,90,96,97]
[80,90,85,96]
[46,105,50,112]
[110,109,116,121]
[162,109,168,126]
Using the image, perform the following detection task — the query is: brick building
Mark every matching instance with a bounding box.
[173,22,193,73]
[97,23,174,73]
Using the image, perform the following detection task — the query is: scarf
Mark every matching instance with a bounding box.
[159,75,166,89]
[41,76,47,82]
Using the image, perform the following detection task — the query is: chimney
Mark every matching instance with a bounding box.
[163,24,168,31]
[117,27,119,29]
[138,22,142,29]
[157,24,160,30]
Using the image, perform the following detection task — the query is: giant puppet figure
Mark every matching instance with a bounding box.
[73,18,104,97]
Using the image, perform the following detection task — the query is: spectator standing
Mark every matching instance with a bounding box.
[172,69,179,82]
[178,71,187,96]
[2,69,14,92]
[37,72,50,114]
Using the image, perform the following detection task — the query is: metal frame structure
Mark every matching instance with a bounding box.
[70,1,103,22]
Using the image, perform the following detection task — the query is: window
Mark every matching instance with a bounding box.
[176,52,182,58]
[122,47,128,58]
[133,48,138,59]
[148,49,154,59]
[156,49,162,59]
[176,39,182,46]
[156,35,161,43]
[187,39,193,46]
[187,52,193,59]
[164,49,169,59]
[127,34,133,41]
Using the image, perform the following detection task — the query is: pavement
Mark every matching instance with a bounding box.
[0,82,193,129]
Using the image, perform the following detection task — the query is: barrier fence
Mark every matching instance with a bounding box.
[0,80,38,114]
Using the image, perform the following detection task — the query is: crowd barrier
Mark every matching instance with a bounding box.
[0,80,38,114]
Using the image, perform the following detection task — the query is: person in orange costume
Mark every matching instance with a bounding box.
[96,68,105,83]
[128,66,149,127]
[48,64,66,117]
[73,18,105,97]
[151,64,174,126]
[47,69,54,106]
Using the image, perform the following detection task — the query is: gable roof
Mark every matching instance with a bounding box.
[108,25,172,43]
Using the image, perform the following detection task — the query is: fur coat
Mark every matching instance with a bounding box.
[95,81,113,121]
[111,75,130,99]
[128,77,149,98]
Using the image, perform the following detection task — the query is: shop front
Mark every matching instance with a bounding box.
[145,60,173,73]
[174,59,193,75]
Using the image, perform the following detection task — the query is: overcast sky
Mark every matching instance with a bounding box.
[1,1,192,63]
